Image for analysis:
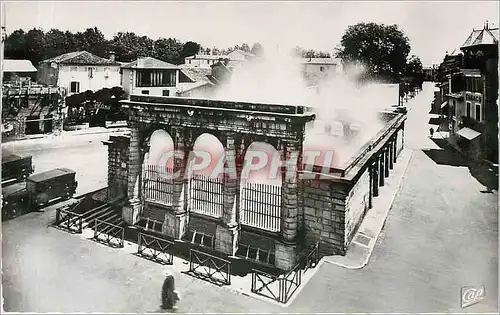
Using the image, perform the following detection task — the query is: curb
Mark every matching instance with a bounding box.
[3,128,129,143]
[324,148,415,270]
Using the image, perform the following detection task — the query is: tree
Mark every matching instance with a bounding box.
[4,29,27,60]
[24,28,46,66]
[79,27,109,57]
[153,37,183,64]
[180,41,201,60]
[292,46,331,58]
[250,43,264,57]
[336,22,411,77]
[44,29,70,59]
[110,32,154,62]
[405,55,423,76]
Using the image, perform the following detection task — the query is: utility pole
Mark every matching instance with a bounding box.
[1,1,6,116]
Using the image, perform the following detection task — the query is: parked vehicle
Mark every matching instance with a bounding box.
[26,168,78,207]
[2,150,34,185]
[1,181,29,220]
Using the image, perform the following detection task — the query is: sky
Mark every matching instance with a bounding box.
[3,1,499,66]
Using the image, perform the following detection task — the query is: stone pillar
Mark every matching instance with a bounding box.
[393,134,398,163]
[276,140,300,271]
[372,161,379,197]
[388,141,394,170]
[215,132,239,256]
[384,147,390,178]
[379,154,385,187]
[162,127,190,239]
[122,123,142,225]
[401,123,405,149]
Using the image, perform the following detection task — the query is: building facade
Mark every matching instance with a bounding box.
[447,23,498,162]
[37,51,121,95]
[121,57,181,97]
[184,50,254,69]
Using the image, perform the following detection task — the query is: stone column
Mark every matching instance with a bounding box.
[162,127,190,239]
[388,141,394,170]
[393,134,398,163]
[384,147,390,178]
[122,122,142,225]
[401,122,405,149]
[276,140,300,271]
[215,132,239,256]
[372,161,379,197]
[379,154,385,187]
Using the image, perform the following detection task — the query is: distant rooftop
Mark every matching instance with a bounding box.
[461,22,499,48]
[3,59,37,72]
[121,57,178,70]
[298,58,339,65]
[40,51,120,66]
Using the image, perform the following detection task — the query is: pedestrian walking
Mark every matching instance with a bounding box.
[161,274,180,312]
[429,127,434,137]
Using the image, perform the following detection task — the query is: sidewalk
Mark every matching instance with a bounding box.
[2,126,130,143]
[324,147,415,269]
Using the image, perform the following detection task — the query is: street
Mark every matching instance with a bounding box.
[2,83,498,312]
[2,132,116,196]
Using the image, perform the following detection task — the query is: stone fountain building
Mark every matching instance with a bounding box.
[104,95,406,270]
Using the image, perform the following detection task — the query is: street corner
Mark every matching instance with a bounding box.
[323,242,371,270]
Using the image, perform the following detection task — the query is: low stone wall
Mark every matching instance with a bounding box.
[344,167,370,245]
[302,179,347,255]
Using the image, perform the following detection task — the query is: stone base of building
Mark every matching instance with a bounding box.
[215,224,239,256]
[275,241,298,271]
[122,199,142,225]
[162,211,188,240]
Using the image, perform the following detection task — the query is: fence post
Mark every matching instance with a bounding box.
[137,233,142,254]
[93,219,98,239]
[189,250,193,272]
[78,215,82,233]
[279,278,285,304]
[121,227,125,248]
[56,208,61,225]
[67,211,71,230]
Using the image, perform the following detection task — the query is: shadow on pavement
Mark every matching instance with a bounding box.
[422,138,498,191]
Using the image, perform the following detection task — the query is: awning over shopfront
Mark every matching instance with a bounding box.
[457,127,482,140]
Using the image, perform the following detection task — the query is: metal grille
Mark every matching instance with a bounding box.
[189,174,224,218]
[143,165,174,206]
[240,183,282,232]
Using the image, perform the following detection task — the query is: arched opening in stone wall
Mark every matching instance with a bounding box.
[187,133,225,218]
[142,129,175,207]
[239,142,282,232]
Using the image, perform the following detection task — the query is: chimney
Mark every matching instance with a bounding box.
[109,51,115,61]
[485,20,489,30]
[137,57,144,68]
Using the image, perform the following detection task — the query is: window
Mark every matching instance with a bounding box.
[136,70,176,87]
[87,67,95,78]
[162,90,170,96]
[475,104,481,121]
[466,102,471,118]
[70,81,80,93]
[70,66,78,72]
[141,90,150,95]
[465,78,472,91]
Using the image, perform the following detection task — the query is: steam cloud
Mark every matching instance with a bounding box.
[205,45,399,169]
